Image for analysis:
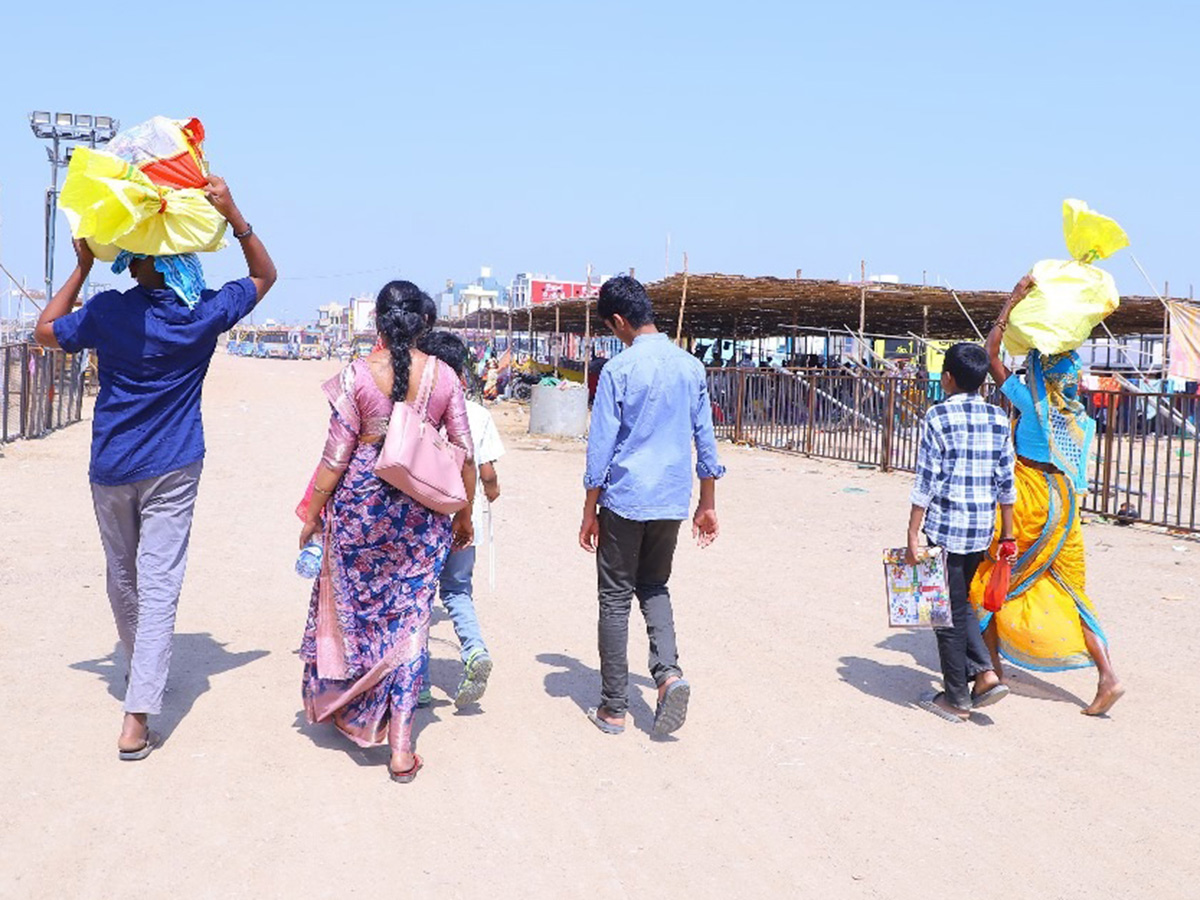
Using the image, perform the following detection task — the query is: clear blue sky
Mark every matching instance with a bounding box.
[2,1,1196,323]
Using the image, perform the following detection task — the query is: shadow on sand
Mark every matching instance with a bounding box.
[291,648,480,769]
[70,632,270,743]
[536,652,670,738]
[875,629,1087,709]
[837,629,1085,724]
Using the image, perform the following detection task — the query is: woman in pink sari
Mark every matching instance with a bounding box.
[298,281,475,783]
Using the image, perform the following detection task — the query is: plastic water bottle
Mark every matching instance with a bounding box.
[295,539,323,578]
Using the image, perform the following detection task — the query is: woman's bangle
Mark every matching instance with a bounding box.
[312,485,333,496]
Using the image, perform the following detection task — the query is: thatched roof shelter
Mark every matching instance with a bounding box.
[450,273,1172,340]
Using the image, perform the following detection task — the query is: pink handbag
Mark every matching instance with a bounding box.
[374,358,468,514]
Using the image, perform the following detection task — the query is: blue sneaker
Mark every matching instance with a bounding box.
[454,650,493,708]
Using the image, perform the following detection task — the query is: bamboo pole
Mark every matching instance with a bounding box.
[675,251,689,345]
[859,259,867,362]
[1162,281,1170,376]
[584,263,593,385]
[0,260,44,311]
[941,277,985,341]
[856,260,866,430]
[554,303,561,378]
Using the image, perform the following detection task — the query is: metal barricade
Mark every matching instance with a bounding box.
[706,368,1199,534]
[707,368,942,472]
[1084,389,1199,533]
[1,343,86,442]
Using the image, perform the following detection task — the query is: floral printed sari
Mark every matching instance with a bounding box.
[299,358,471,753]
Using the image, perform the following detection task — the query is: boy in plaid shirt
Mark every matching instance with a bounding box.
[906,343,1017,723]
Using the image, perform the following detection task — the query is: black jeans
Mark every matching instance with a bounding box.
[596,508,683,716]
[935,550,994,710]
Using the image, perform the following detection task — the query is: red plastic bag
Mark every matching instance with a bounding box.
[984,539,1017,613]
[983,559,1010,613]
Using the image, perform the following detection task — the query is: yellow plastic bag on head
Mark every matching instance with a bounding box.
[58,146,227,260]
[1004,199,1129,357]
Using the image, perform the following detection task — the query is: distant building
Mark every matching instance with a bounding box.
[437,267,510,318]
[317,302,346,329]
[509,273,601,309]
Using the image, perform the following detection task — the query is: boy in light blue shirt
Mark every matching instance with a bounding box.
[579,276,724,737]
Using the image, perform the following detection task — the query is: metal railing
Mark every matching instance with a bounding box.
[1,343,86,442]
[1084,390,1199,533]
[707,367,1199,534]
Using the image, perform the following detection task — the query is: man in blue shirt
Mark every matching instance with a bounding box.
[579,275,724,737]
[35,176,276,760]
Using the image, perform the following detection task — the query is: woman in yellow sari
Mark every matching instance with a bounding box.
[971,275,1125,716]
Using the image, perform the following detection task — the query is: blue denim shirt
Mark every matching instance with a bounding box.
[53,278,258,486]
[584,333,726,521]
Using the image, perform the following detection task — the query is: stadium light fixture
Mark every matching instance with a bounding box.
[28,109,120,303]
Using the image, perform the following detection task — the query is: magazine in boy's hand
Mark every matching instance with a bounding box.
[882,547,952,628]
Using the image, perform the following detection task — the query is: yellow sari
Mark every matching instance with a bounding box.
[969,460,1106,671]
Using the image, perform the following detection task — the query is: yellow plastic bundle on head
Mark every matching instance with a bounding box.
[1004,199,1129,357]
[58,116,227,261]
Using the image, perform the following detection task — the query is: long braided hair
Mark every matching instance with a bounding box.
[374,280,468,401]
[375,281,433,402]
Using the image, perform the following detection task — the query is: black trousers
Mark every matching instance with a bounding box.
[934,550,994,709]
[596,508,683,715]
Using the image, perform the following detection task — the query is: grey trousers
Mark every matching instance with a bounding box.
[596,507,683,716]
[90,461,203,715]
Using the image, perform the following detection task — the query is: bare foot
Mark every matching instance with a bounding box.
[117,713,149,752]
[972,670,1001,698]
[1083,680,1126,716]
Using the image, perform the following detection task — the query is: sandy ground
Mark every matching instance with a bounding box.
[2,352,1198,900]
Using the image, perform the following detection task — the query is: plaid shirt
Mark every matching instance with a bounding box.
[910,392,1017,554]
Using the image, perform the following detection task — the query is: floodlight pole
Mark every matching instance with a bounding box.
[44,132,62,305]
[32,114,115,309]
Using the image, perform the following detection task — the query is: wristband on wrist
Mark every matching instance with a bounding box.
[233,222,253,240]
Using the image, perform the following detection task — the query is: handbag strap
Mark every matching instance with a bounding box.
[413,355,439,421]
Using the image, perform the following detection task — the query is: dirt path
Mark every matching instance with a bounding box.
[1,352,1197,899]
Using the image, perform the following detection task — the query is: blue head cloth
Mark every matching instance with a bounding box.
[1026,349,1093,491]
[112,251,207,309]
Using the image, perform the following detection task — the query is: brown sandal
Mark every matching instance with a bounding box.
[389,754,423,783]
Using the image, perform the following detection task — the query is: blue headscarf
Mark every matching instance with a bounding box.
[1027,349,1095,492]
[112,251,207,309]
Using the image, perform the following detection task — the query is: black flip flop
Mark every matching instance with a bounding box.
[118,731,158,761]
[653,679,691,735]
[587,707,625,735]
[971,684,1011,709]
[917,691,968,724]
